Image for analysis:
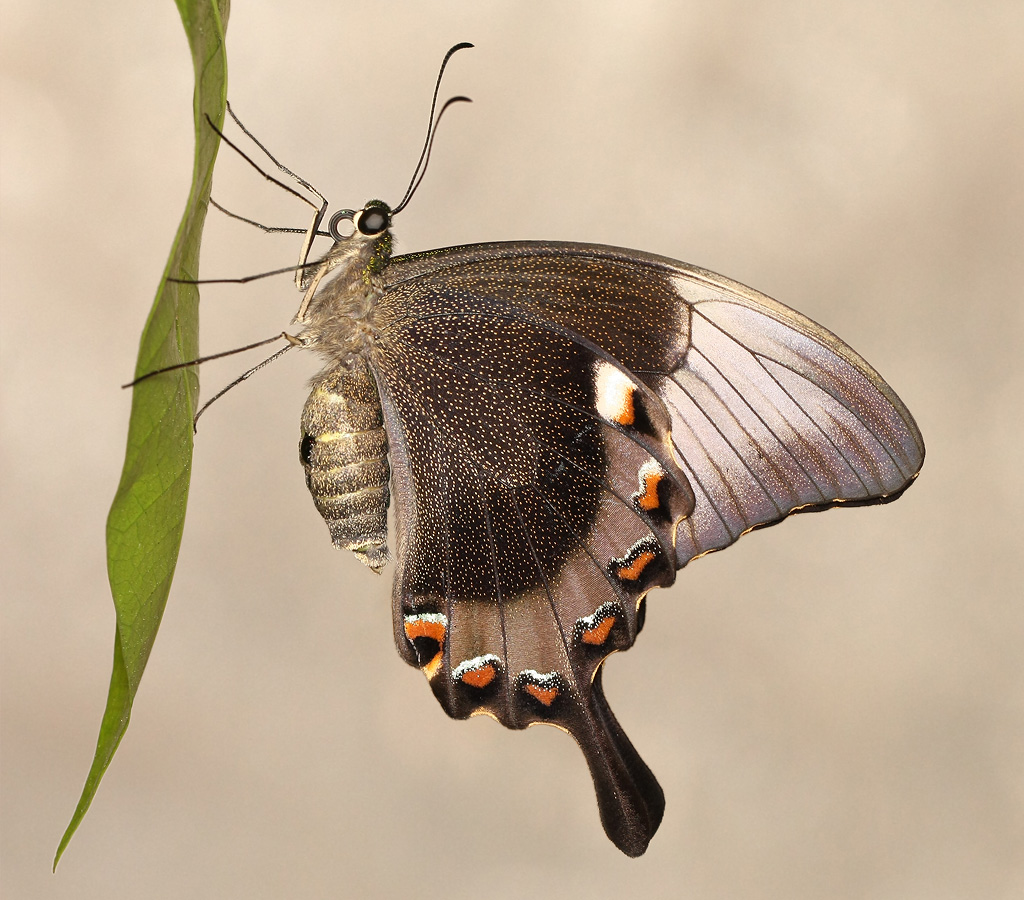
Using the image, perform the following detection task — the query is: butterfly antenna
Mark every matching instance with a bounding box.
[123,332,298,388]
[393,41,474,215]
[395,95,473,215]
[192,340,298,429]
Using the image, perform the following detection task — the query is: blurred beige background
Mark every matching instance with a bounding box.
[2,1,1021,897]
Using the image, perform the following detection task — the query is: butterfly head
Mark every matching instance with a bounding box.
[325,199,394,281]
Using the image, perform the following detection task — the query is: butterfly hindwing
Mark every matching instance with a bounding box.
[370,271,695,854]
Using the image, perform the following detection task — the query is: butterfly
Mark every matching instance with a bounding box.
[222,45,924,856]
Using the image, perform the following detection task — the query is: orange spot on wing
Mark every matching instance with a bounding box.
[616,550,656,581]
[637,471,662,510]
[524,683,559,706]
[404,618,446,646]
[596,364,638,426]
[423,653,443,680]
[581,616,616,645]
[615,388,636,426]
[460,665,496,688]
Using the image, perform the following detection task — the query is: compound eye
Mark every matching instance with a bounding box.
[356,206,390,235]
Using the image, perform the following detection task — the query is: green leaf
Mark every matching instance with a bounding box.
[54,0,231,871]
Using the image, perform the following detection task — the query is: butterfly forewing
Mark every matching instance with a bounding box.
[383,242,925,565]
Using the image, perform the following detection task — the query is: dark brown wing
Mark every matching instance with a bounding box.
[371,241,924,855]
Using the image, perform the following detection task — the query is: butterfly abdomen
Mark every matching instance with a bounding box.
[299,365,391,571]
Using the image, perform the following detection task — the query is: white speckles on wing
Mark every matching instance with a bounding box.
[404,612,448,628]
[452,654,502,679]
[371,240,922,856]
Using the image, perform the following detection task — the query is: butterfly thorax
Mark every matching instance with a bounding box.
[298,230,391,367]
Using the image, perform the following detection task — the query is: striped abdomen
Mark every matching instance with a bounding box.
[299,365,390,571]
